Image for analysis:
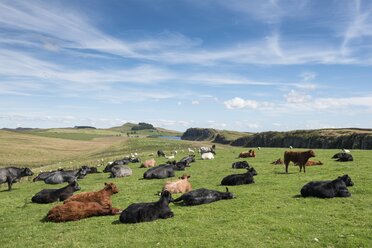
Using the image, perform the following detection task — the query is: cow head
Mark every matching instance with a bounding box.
[104,182,119,194]
[179,174,191,180]
[69,181,81,191]
[308,150,316,158]
[223,187,236,199]
[247,167,257,176]
[22,167,34,176]
[161,190,174,203]
[339,174,354,187]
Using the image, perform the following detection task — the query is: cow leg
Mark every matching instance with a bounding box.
[303,165,306,173]
[6,177,12,191]
[284,162,289,173]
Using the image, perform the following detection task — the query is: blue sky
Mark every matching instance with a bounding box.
[0,0,372,132]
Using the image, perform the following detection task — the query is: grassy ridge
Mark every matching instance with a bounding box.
[0,135,371,247]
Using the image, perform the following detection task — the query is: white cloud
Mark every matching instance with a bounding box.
[224,97,275,110]
[191,100,199,105]
[284,89,312,103]
[300,72,317,81]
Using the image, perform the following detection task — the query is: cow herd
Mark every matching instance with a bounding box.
[0,146,355,224]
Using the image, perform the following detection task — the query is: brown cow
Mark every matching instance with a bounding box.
[162,174,192,194]
[238,150,256,158]
[64,182,119,209]
[284,150,315,173]
[271,158,283,165]
[305,160,323,166]
[47,201,120,222]
[140,158,156,168]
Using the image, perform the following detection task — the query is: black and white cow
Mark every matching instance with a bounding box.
[0,167,34,191]
[231,161,250,169]
[200,147,216,155]
[31,181,81,204]
[300,174,354,198]
[173,188,235,206]
[221,167,257,186]
[119,190,174,223]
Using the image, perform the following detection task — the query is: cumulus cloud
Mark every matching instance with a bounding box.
[284,90,312,103]
[224,97,274,110]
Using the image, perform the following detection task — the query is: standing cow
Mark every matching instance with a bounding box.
[284,150,315,173]
[0,167,34,191]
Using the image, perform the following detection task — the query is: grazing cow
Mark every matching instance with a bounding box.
[305,160,323,166]
[231,161,250,169]
[173,188,235,206]
[300,174,354,198]
[119,190,174,224]
[157,150,166,157]
[0,167,34,191]
[163,174,192,194]
[31,181,80,204]
[334,153,353,162]
[43,167,88,184]
[221,167,257,186]
[200,147,216,155]
[271,158,283,165]
[238,150,256,158]
[179,155,196,166]
[201,152,214,160]
[143,164,175,179]
[64,182,119,209]
[284,150,315,173]
[140,159,156,168]
[47,201,121,222]
[109,165,132,178]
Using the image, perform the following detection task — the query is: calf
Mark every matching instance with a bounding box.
[300,174,354,198]
[140,159,156,168]
[271,158,283,165]
[173,188,235,206]
[284,150,315,173]
[64,182,119,209]
[221,167,257,186]
[119,190,174,223]
[47,201,120,222]
[238,150,256,158]
[31,181,80,204]
[201,152,214,160]
[305,160,323,166]
[0,167,34,191]
[143,164,175,179]
[231,161,250,169]
[163,175,192,194]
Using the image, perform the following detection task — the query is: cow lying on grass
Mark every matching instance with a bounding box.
[284,150,315,173]
[305,160,323,166]
[238,150,256,158]
[46,182,120,222]
[32,181,80,204]
[231,161,250,169]
[221,167,257,186]
[140,159,156,168]
[300,174,354,198]
[0,167,33,191]
[271,158,283,165]
[119,190,174,224]
[162,174,192,194]
[332,153,353,162]
[173,188,235,206]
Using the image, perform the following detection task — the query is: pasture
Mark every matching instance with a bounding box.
[0,133,371,248]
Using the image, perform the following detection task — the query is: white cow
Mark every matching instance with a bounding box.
[342,149,351,153]
[201,152,214,160]
[188,148,195,154]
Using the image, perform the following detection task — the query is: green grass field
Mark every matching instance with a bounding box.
[0,134,371,248]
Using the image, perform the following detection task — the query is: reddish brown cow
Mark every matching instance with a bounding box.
[271,158,283,165]
[64,182,119,208]
[305,160,323,166]
[47,201,120,222]
[284,150,315,173]
[238,150,256,158]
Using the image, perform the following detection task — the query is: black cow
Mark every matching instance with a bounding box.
[157,150,166,157]
[336,153,353,162]
[119,190,174,223]
[173,188,235,206]
[0,167,34,191]
[221,167,257,186]
[43,168,88,184]
[231,161,250,169]
[31,181,81,204]
[300,174,354,198]
[179,155,196,166]
[166,160,187,171]
[81,166,100,174]
[143,164,175,179]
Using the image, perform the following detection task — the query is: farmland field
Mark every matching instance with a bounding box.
[0,132,371,248]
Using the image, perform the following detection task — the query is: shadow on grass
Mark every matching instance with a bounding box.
[274,171,295,175]
[40,216,49,223]
[292,194,302,198]
[112,220,121,225]
[0,188,19,192]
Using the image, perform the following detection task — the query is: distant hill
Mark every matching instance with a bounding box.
[109,122,181,136]
[182,127,372,149]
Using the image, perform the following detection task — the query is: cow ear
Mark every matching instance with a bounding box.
[104,182,108,186]
[187,175,191,179]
